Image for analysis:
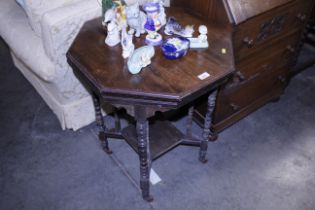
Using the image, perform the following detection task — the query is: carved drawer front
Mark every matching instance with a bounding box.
[214,67,288,124]
[233,0,313,61]
[235,31,301,81]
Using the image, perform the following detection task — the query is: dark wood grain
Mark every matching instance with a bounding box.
[199,90,217,163]
[67,8,234,110]
[223,0,294,24]
[233,0,314,62]
[172,0,211,19]
[134,106,152,202]
[181,0,315,132]
[92,93,112,154]
[171,0,230,25]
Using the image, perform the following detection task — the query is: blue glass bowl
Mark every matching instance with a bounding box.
[161,37,190,59]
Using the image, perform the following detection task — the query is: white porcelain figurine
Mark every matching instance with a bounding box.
[121,28,135,59]
[198,25,208,43]
[103,8,116,25]
[102,8,120,47]
[105,20,121,47]
[153,0,167,26]
[187,25,209,48]
[126,2,146,37]
[127,45,155,74]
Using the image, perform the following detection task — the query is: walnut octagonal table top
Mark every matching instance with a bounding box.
[67,7,235,109]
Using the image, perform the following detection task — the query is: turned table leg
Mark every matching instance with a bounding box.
[135,107,153,202]
[199,90,218,163]
[186,106,194,138]
[114,108,121,132]
[92,93,112,154]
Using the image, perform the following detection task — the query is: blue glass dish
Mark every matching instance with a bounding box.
[161,37,190,59]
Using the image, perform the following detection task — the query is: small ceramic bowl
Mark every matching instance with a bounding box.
[161,37,190,59]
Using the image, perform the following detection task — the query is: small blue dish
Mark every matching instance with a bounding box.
[161,37,190,59]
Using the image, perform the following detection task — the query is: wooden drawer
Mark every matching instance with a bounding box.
[235,31,301,80]
[234,0,313,61]
[213,67,288,125]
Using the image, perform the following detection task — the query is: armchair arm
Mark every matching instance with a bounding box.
[41,0,101,68]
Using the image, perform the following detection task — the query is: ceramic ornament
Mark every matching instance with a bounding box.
[161,37,190,59]
[153,0,167,26]
[127,45,155,74]
[164,17,194,38]
[102,7,119,47]
[143,3,163,46]
[103,7,116,25]
[114,0,128,30]
[198,25,208,43]
[105,20,121,47]
[121,28,135,59]
[125,2,146,37]
[101,0,114,15]
[187,25,209,48]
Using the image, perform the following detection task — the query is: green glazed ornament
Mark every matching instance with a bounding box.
[102,0,114,15]
[102,0,127,14]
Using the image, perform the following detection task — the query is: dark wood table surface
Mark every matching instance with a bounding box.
[67,7,235,201]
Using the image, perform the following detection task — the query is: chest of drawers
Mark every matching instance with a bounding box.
[172,0,315,132]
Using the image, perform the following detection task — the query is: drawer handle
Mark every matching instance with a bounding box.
[286,45,296,53]
[296,13,307,23]
[261,64,272,71]
[235,71,245,82]
[229,103,240,111]
[278,75,287,84]
[243,37,254,48]
[284,45,297,66]
[284,45,296,59]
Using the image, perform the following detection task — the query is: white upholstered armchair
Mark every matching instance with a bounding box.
[0,0,169,130]
[0,0,102,130]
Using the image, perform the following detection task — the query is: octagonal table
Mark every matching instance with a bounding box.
[67,7,234,201]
